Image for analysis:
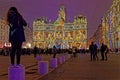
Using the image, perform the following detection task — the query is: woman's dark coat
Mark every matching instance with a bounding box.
[8,12,27,43]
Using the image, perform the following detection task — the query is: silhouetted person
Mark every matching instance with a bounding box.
[100,43,107,61]
[6,7,27,67]
[52,46,57,58]
[33,46,38,58]
[89,42,95,61]
[72,46,77,57]
[104,44,109,60]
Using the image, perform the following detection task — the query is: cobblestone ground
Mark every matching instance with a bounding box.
[0,53,120,80]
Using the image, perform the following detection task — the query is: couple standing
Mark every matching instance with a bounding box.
[89,42,98,61]
[89,42,108,61]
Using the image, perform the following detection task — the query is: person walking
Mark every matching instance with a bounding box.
[6,7,27,67]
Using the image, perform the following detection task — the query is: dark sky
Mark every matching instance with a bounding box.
[0,0,113,38]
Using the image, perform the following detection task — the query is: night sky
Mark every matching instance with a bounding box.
[0,0,113,38]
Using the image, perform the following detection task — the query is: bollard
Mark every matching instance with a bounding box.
[62,55,65,63]
[58,56,63,64]
[38,61,48,75]
[50,58,57,68]
[68,54,71,59]
[8,66,25,80]
[65,54,71,60]
[65,54,68,60]
[36,55,43,61]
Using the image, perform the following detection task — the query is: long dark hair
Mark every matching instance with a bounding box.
[6,7,22,24]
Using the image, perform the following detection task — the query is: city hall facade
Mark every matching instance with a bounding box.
[32,4,87,49]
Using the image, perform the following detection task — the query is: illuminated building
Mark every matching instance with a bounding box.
[102,0,120,50]
[101,17,110,48]
[0,19,32,48]
[23,26,33,48]
[33,4,87,49]
[0,19,10,48]
[88,24,102,49]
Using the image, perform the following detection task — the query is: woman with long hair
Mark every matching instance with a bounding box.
[6,7,27,67]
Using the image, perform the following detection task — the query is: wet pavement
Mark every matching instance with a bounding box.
[0,53,120,80]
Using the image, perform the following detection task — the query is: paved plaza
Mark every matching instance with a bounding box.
[0,53,120,80]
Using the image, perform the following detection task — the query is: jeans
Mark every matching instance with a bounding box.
[10,42,22,65]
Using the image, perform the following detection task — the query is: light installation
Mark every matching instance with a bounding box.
[33,4,87,49]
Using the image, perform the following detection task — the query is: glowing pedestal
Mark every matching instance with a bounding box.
[65,54,71,60]
[8,66,25,80]
[50,58,57,68]
[38,61,48,75]
[36,56,43,61]
[62,55,65,63]
[58,56,63,64]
